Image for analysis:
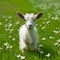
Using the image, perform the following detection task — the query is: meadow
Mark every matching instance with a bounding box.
[0,0,60,60]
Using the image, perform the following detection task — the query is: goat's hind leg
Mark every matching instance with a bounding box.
[30,41,38,51]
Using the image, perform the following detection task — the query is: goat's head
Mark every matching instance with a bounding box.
[17,12,43,29]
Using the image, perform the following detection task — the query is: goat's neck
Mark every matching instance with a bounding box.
[27,28,34,35]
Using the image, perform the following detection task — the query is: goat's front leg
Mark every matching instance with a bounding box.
[19,40,27,53]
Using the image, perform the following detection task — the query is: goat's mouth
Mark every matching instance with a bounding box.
[28,27,32,29]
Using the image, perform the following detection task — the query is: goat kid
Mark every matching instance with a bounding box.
[17,12,43,53]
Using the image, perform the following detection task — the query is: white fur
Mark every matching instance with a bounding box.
[19,13,38,52]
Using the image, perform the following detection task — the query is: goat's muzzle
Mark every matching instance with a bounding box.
[29,25,33,29]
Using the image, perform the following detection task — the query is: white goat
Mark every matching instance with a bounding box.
[17,12,43,53]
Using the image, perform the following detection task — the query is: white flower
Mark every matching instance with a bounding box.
[42,37,46,41]
[5,19,8,21]
[17,29,19,32]
[41,26,45,30]
[59,13,60,15]
[5,24,8,28]
[20,56,25,60]
[4,42,10,49]
[55,27,58,30]
[0,22,2,26]
[38,44,43,48]
[4,42,9,46]
[48,13,51,18]
[9,20,12,23]
[6,45,10,49]
[51,17,54,20]
[42,22,45,24]
[36,24,38,27]
[8,23,12,27]
[9,45,13,49]
[15,21,20,25]
[58,51,60,54]
[10,29,13,33]
[40,51,44,54]
[16,54,21,58]
[39,24,42,27]
[7,16,12,19]
[4,42,13,50]
[44,18,47,20]
[9,35,12,38]
[57,39,60,43]
[12,38,16,41]
[54,43,58,46]
[0,47,3,50]
[49,36,54,39]
[16,54,25,60]
[6,45,13,50]
[54,16,59,20]
[46,21,50,25]
[53,30,59,35]
[58,44,60,47]
[45,53,51,57]
[5,29,9,31]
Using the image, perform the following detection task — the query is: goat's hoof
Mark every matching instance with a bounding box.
[22,48,26,53]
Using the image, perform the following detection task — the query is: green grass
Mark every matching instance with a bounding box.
[0,0,60,60]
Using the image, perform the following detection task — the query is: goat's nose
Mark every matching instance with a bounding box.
[29,25,32,27]
[28,25,32,29]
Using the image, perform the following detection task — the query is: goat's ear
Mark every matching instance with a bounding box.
[36,12,43,19]
[17,12,24,19]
